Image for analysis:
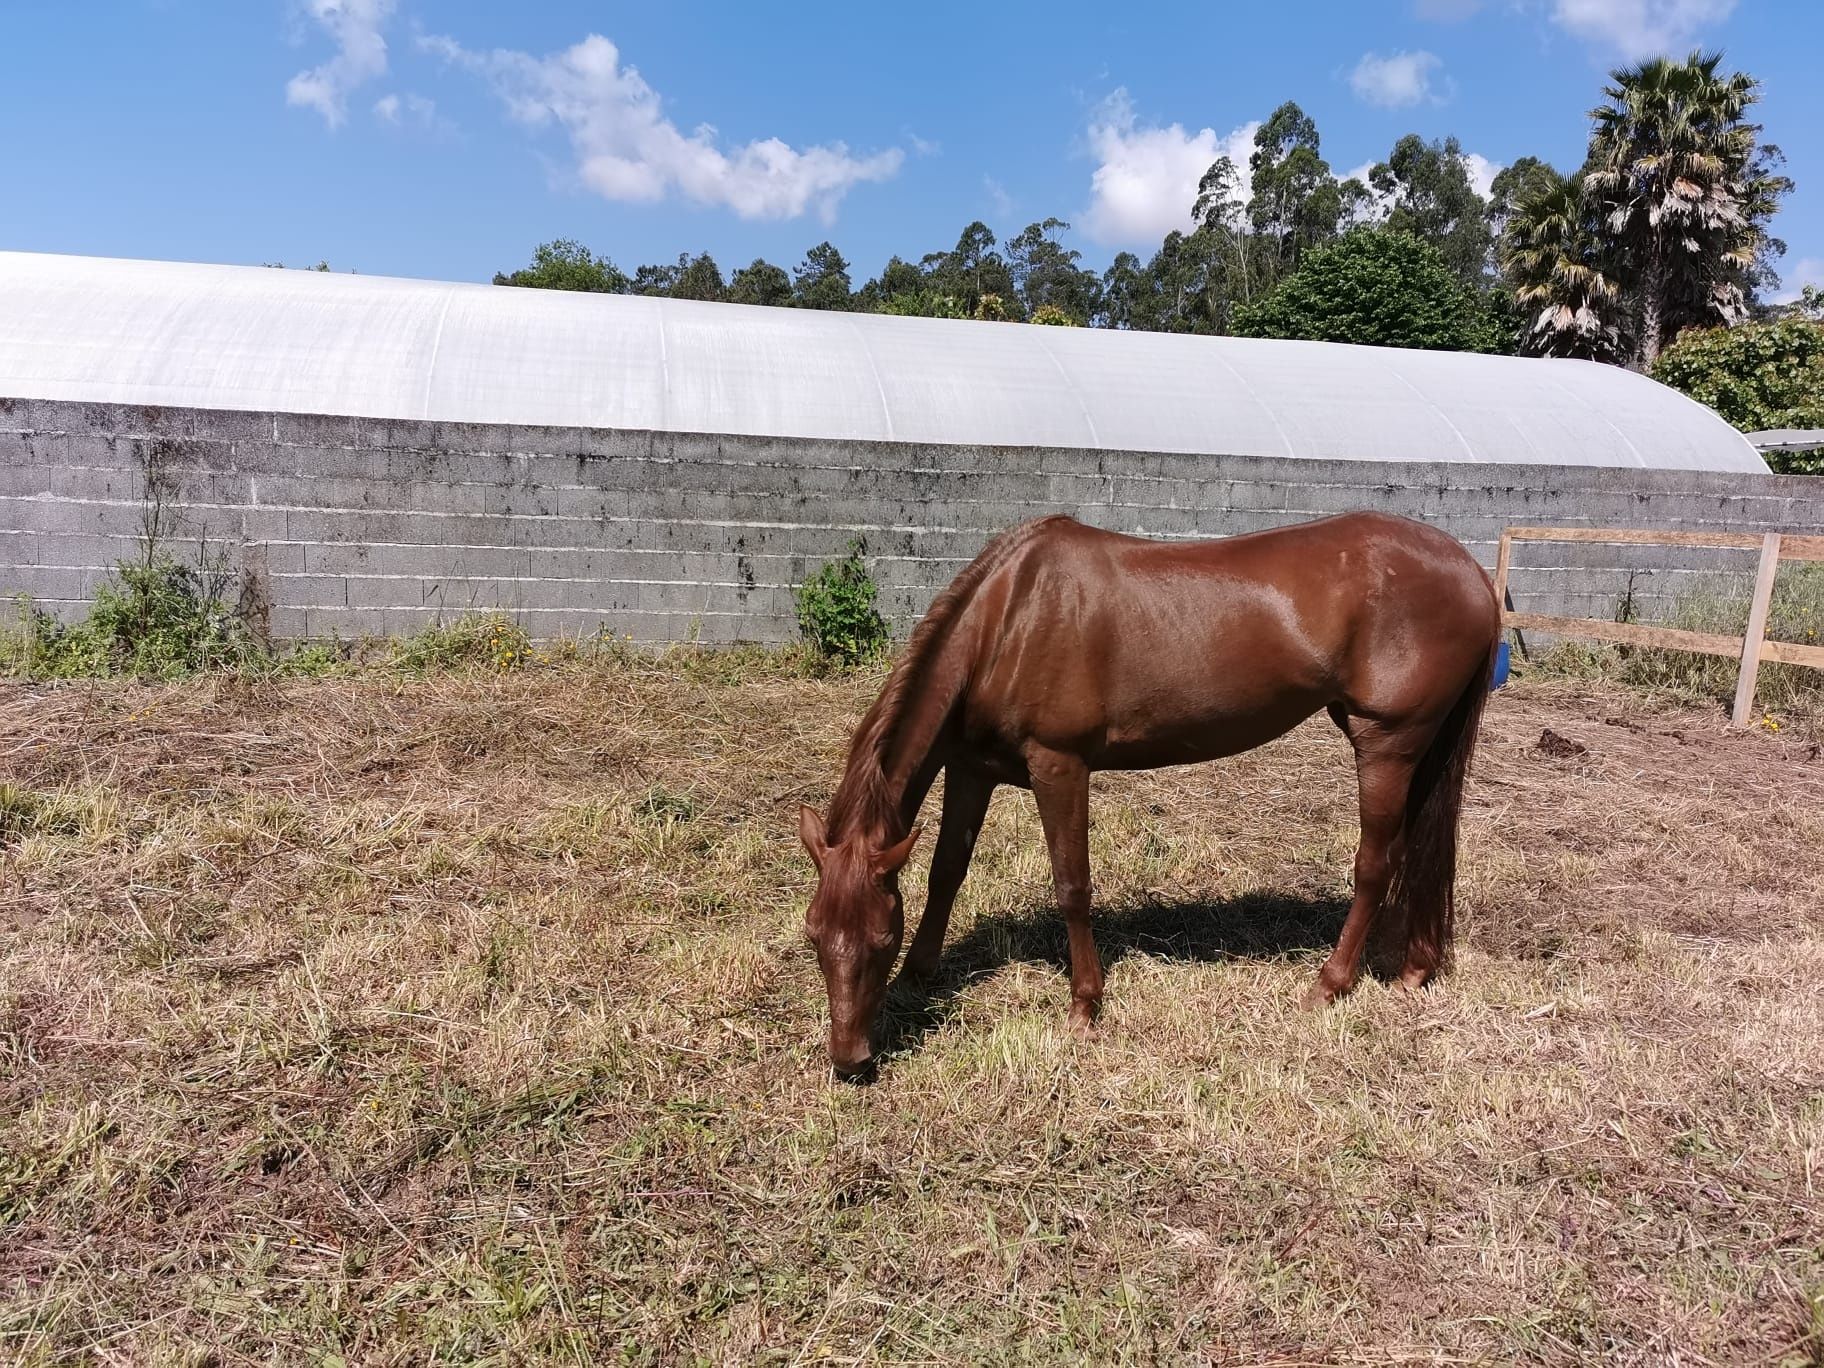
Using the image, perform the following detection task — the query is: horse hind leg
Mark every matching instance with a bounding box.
[1027,747,1102,1035]
[901,767,994,981]
[1303,719,1424,1009]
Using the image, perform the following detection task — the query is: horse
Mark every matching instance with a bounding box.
[798,511,1500,1079]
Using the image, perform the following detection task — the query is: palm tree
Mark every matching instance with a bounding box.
[1502,174,1624,361]
[1583,52,1771,367]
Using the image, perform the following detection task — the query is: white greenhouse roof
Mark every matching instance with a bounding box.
[0,250,1768,474]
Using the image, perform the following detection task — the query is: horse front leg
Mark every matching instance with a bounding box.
[1027,747,1102,1035]
[901,767,995,981]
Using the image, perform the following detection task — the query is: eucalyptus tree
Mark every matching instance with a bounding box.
[1097,252,1147,329]
[1247,102,1345,278]
[1369,135,1492,287]
[1006,218,1101,324]
[922,222,1017,318]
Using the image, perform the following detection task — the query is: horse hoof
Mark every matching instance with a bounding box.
[1068,1005,1099,1038]
[1397,967,1433,993]
[1300,980,1339,1011]
[900,953,939,983]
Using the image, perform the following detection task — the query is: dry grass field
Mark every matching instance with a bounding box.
[3,653,1823,1364]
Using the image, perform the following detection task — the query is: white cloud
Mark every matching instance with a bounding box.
[983,176,1014,219]
[1549,0,1737,58]
[1349,50,1447,108]
[1773,256,1824,305]
[1082,90,1259,247]
[287,0,395,128]
[1462,152,1500,201]
[373,92,441,130]
[907,132,941,157]
[421,32,902,222]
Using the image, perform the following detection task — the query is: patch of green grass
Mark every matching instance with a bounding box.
[1528,561,1824,727]
[0,784,117,844]
[387,613,539,675]
[3,557,258,681]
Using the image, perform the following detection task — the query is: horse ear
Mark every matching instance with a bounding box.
[871,826,922,878]
[798,804,828,867]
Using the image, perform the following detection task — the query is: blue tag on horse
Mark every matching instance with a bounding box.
[1491,640,1511,691]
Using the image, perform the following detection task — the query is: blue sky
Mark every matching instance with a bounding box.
[3,1,1820,299]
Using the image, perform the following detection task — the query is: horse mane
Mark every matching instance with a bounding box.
[824,516,1065,845]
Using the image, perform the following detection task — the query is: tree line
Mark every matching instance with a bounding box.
[489,52,1824,470]
[497,52,1796,371]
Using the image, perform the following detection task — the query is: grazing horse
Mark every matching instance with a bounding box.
[798,512,1500,1078]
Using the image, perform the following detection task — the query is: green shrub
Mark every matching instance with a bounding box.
[1651,318,1824,475]
[3,557,255,680]
[793,540,889,668]
[389,614,537,675]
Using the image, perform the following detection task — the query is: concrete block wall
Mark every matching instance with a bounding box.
[3,395,1821,645]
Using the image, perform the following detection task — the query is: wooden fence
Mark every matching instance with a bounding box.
[1493,526,1824,728]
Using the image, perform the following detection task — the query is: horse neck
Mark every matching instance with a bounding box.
[880,658,961,829]
[838,626,969,843]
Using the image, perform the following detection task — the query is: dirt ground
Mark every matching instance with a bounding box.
[2,657,1822,1364]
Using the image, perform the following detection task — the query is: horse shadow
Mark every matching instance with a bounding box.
[875,889,1356,1062]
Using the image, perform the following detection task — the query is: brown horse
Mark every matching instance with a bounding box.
[798,511,1499,1078]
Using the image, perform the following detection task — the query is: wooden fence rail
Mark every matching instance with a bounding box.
[1493,525,1824,728]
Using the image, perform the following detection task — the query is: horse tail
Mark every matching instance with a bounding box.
[1388,644,1494,976]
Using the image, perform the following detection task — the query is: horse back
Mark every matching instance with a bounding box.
[954,513,1498,768]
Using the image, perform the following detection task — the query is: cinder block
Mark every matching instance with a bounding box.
[256,541,308,574]
[342,574,460,610]
[250,473,485,517]
[0,528,39,567]
[234,443,374,480]
[485,484,563,518]
[0,466,51,498]
[1,565,88,600]
[6,497,145,537]
[287,507,492,547]
[555,487,632,521]
[357,417,450,452]
[638,580,714,615]
[191,409,277,447]
[1126,505,1199,536]
[271,573,349,608]
[274,412,360,448]
[267,606,311,639]
[0,431,39,469]
[32,434,137,471]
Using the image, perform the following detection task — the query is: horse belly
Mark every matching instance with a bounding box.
[1091,690,1329,771]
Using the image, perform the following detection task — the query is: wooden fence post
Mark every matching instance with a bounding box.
[1492,530,1513,617]
[1731,533,1783,729]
